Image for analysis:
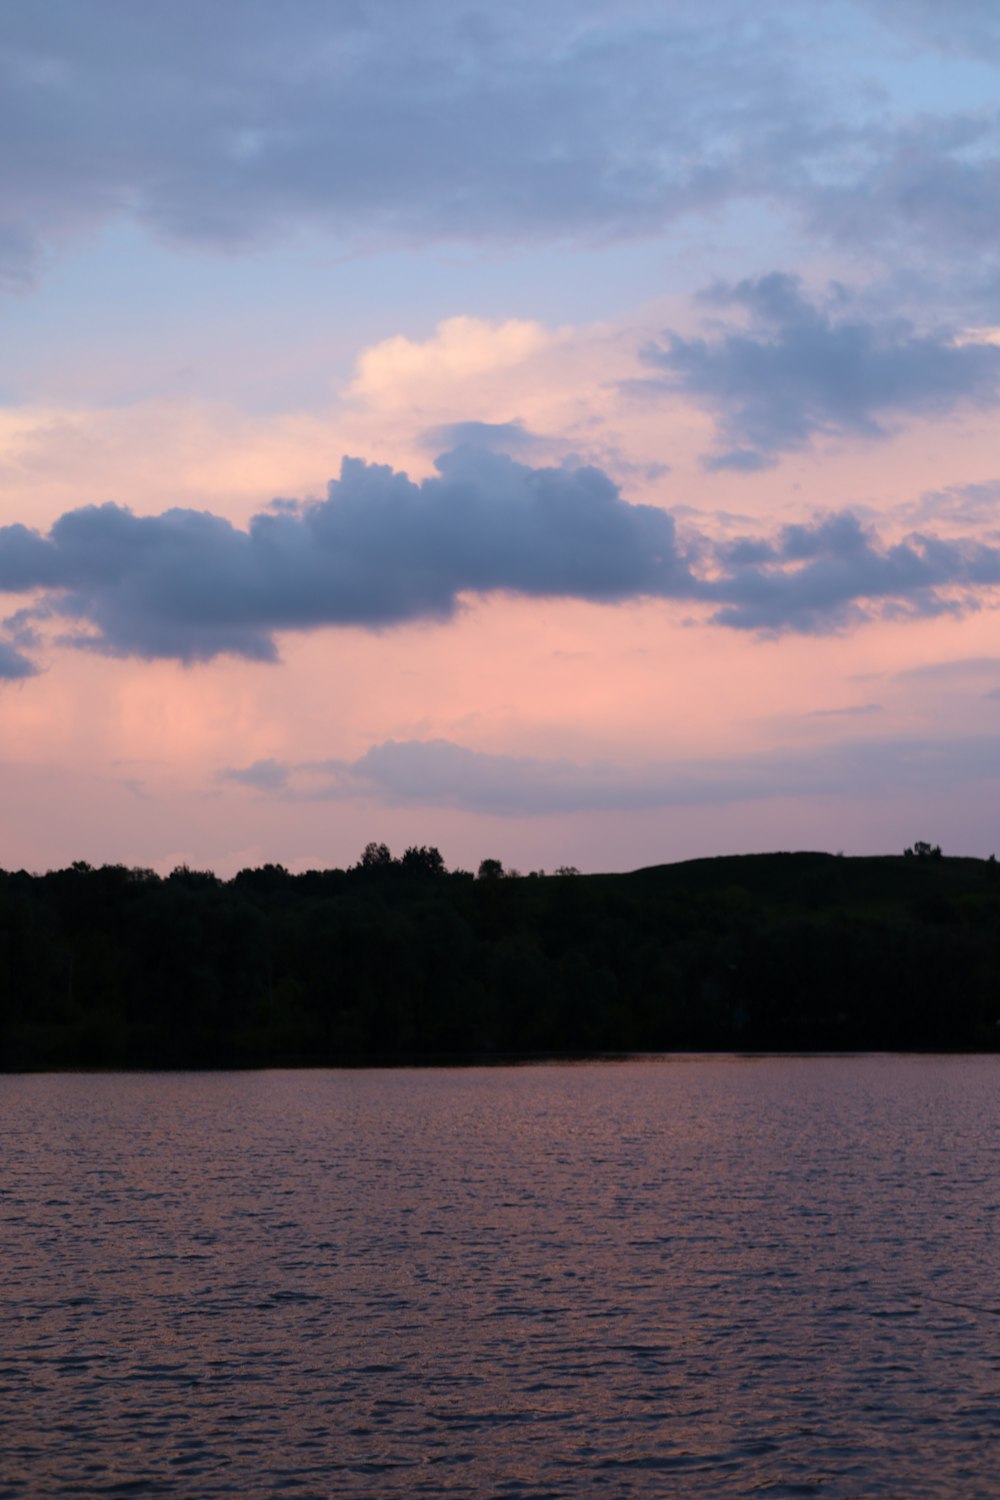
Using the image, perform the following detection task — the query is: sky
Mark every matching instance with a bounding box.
[2,0,1000,875]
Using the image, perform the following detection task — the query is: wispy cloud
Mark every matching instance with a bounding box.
[896,478,1000,529]
[805,703,883,718]
[893,656,1000,683]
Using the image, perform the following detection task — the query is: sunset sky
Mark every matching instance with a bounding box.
[2,0,1000,875]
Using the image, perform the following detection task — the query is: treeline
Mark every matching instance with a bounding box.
[1,847,999,1067]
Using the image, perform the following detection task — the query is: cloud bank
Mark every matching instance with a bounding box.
[4,1,1000,291]
[222,732,1000,817]
[2,445,999,670]
[0,0,811,288]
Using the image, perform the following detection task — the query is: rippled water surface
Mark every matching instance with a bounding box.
[2,1057,999,1497]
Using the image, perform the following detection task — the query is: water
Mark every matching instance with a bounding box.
[1,1057,998,1498]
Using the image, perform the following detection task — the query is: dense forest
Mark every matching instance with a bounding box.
[1,844,999,1068]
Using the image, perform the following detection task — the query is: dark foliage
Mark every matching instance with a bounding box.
[1,849,998,1068]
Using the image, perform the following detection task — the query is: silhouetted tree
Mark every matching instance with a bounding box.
[905,841,942,860]
[400,846,446,876]
[2,848,999,1067]
[358,841,393,870]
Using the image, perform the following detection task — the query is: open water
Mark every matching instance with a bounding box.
[1,1056,998,1498]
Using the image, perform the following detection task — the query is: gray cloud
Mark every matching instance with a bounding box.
[421,420,545,456]
[805,703,883,718]
[894,656,1000,683]
[1,446,999,668]
[897,478,1000,529]
[859,0,1000,61]
[0,0,829,291]
[810,120,1000,264]
[219,758,290,791]
[702,510,1000,633]
[0,447,691,664]
[7,0,1000,298]
[222,731,1000,816]
[703,449,774,475]
[0,639,39,680]
[643,274,1000,469]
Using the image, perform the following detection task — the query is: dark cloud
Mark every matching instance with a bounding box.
[643,274,1000,468]
[0,448,691,664]
[223,732,1000,816]
[2,2,999,296]
[702,510,1000,633]
[0,0,824,290]
[1,447,999,669]
[0,639,39,680]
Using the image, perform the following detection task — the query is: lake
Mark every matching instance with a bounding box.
[1,1057,998,1497]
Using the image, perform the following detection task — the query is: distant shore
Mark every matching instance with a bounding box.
[3,850,999,1069]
